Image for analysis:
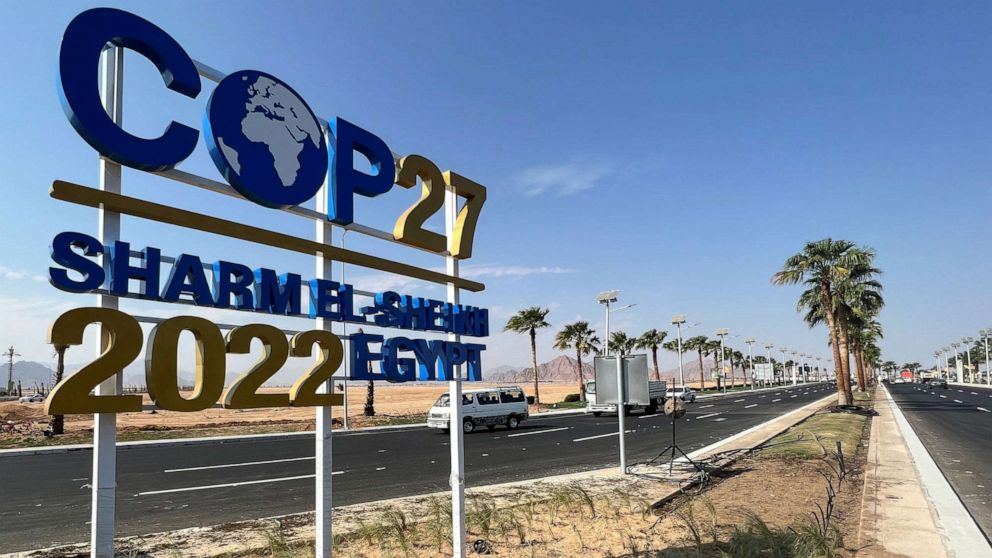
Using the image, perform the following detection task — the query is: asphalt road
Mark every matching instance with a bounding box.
[0,383,833,552]
[887,382,992,543]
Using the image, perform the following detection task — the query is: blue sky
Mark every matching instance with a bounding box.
[1,1,990,376]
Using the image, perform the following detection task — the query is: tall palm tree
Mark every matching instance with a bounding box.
[797,257,883,393]
[608,331,637,356]
[553,321,600,401]
[773,239,873,405]
[505,307,551,406]
[683,336,709,390]
[705,340,722,387]
[636,329,668,381]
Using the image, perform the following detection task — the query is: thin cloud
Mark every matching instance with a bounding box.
[515,161,613,197]
[0,265,47,283]
[460,265,577,279]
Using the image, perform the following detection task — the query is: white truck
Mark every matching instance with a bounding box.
[585,379,667,416]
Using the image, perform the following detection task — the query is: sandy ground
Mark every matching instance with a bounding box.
[0,383,579,442]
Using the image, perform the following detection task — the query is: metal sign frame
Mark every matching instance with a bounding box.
[83,44,477,558]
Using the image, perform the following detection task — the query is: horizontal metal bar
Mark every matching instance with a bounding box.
[148,166,450,257]
[52,180,484,292]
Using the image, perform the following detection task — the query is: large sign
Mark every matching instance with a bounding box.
[46,7,489,415]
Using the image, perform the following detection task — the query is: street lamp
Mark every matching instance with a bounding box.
[671,314,687,388]
[789,350,799,385]
[982,329,991,385]
[780,347,789,386]
[716,328,729,391]
[952,342,962,383]
[597,290,618,355]
[963,337,975,384]
[745,337,756,390]
[933,350,941,379]
[942,346,950,380]
[764,342,774,385]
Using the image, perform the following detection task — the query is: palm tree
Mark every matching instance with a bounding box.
[683,336,709,390]
[505,307,551,406]
[553,321,600,401]
[732,350,746,387]
[773,239,874,405]
[49,343,69,435]
[704,340,722,388]
[608,331,637,356]
[636,329,668,381]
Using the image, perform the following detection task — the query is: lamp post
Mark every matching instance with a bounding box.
[597,290,634,474]
[982,329,991,385]
[764,342,774,386]
[934,351,941,379]
[716,328,729,392]
[745,337,756,390]
[671,315,687,388]
[963,337,975,384]
[789,350,799,385]
[942,346,950,381]
[780,347,788,386]
[952,342,962,383]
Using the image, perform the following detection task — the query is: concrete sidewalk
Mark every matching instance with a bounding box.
[857,389,948,557]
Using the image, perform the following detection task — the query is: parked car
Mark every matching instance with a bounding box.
[665,386,697,403]
[18,393,44,403]
[928,378,948,389]
[893,378,905,384]
[427,386,529,434]
[585,379,667,417]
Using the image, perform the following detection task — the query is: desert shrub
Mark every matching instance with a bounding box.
[563,393,581,403]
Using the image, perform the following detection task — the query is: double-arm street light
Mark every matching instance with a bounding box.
[764,342,775,385]
[963,337,975,383]
[982,329,991,385]
[716,328,729,392]
[597,290,636,356]
[745,337,756,390]
[951,342,962,382]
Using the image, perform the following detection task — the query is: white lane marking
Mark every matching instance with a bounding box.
[638,413,663,420]
[507,427,569,437]
[713,417,727,422]
[760,395,767,398]
[376,467,386,471]
[978,407,990,413]
[734,399,745,403]
[790,395,797,398]
[698,404,714,409]
[137,473,340,496]
[940,395,947,398]
[745,404,758,409]
[772,398,782,402]
[971,392,979,395]
[954,400,964,404]
[573,430,632,442]
[165,456,313,473]
[697,412,722,420]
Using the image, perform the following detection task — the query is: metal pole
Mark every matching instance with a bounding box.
[314,131,335,558]
[92,45,123,558]
[719,335,726,392]
[984,331,991,385]
[338,232,349,430]
[677,324,685,388]
[616,354,627,474]
[965,346,973,384]
[604,302,611,356]
[746,341,754,390]
[445,183,466,558]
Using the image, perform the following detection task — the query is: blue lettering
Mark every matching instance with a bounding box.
[163,254,213,305]
[109,241,160,300]
[213,261,254,310]
[328,117,395,225]
[49,231,105,293]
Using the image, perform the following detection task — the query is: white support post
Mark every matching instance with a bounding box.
[445,183,466,558]
[616,354,627,474]
[314,137,334,558]
[92,44,123,558]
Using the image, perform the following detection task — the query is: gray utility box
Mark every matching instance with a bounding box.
[593,355,649,405]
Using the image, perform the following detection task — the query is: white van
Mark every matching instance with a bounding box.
[427,386,529,433]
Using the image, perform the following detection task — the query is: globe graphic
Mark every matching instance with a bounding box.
[205,70,327,208]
